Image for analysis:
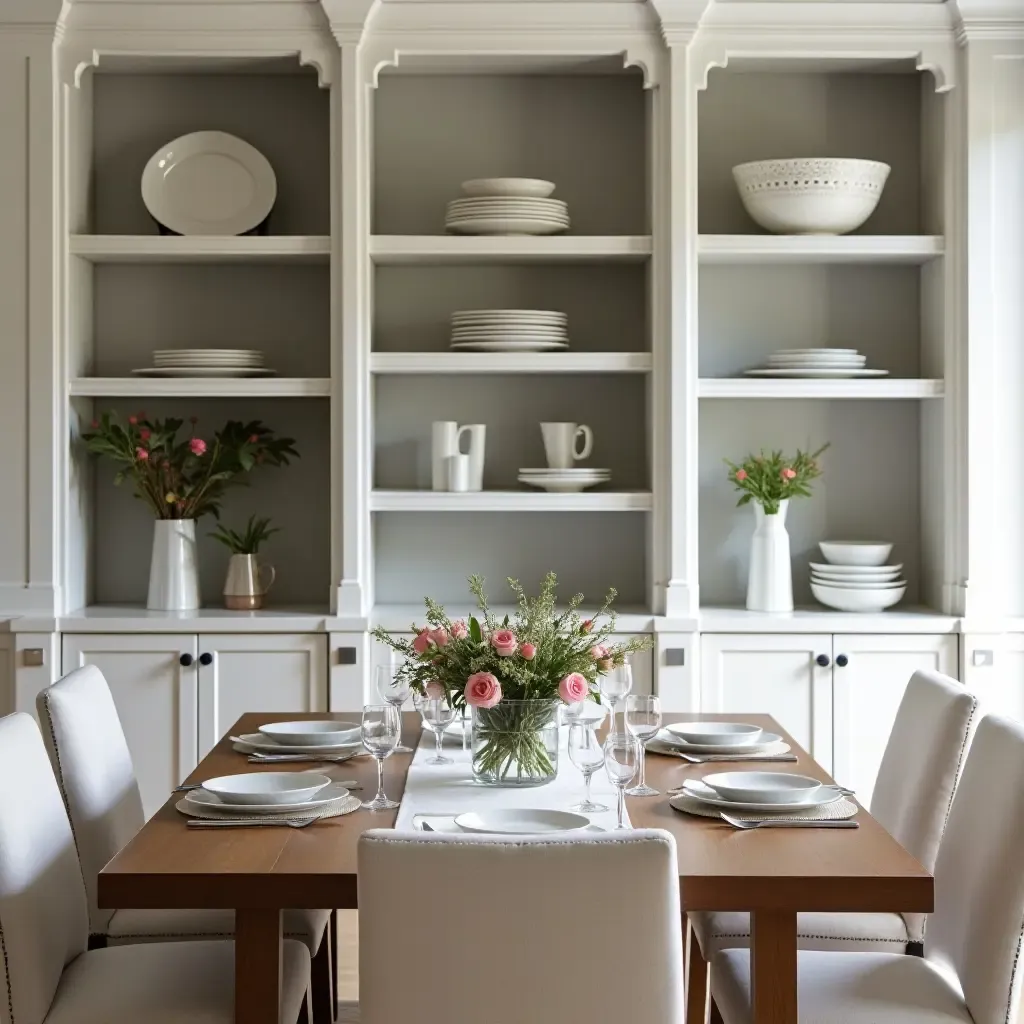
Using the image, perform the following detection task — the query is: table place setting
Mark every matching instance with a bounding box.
[230,717,366,763]
[645,719,796,762]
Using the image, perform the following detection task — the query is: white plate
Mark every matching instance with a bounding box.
[153,357,264,366]
[454,809,591,835]
[662,722,763,748]
[154,348,263,356]
[445,211,569,221]
[258,720,361,747]
[185,780,350,815]
[809,561,902,576]
[673,781,841,814]
[461,178,556,198]
[772,348,860,356]
[767,359,866,368]
[202,771,332,805]
[702,771,823,805]
[142,131,276,237]
[452,310,566,320]
[133,367,276,377]
[745,368,888,378]
[812,582,906,612]
[649,730,784,755]
[452,334,569,343]
[518,467,610,475]
[811,578,905,591]
[446,219,569,235]
[518,480,608,493]
[451,341,569,353]
[235,732,363,756]
[447,197,567,207]
[451,327,567,337]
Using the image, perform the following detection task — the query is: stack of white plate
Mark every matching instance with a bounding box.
[673,771,840,815]
[182,771,351,817]
[133,349,274,378]
[745,348,887,379]
[445,178,569,236]
[233,719,363,757]
[811,541,906,612]
[451,310,568,353]
[518,467,610,493]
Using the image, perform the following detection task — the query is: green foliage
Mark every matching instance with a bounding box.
[724,444,829,515]
[209,515,280,555]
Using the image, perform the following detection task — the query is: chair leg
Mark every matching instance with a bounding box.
[298,989,311,1024]
[709,997,725,1024]
[329,909,338,1020]
[311,931,334,1024]
[685,918,710,1024]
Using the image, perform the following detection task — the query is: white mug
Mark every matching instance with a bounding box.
[541,422,593,469]
[432,421,471,491]
[447,454,471,493]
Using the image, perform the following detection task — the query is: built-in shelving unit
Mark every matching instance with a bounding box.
[370,490,653,512]
[697,234,944,265]
[69,235,331,264]
[70,378,332,398]
[371,353,651,375]
[698,379,945,400]
[369,235,652,265]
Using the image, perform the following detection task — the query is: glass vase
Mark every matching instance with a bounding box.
[471,699,560,787]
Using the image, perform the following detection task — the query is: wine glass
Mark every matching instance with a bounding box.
[361,704,400,810]
[568,721,609,813]
[376,664,413,753]
[603,732,639,830]
[600,663,633,731]
[419,696,457,766]
[624,694,662,797]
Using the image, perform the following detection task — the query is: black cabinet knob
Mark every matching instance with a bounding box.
[816,654,830,667]
[179,653,194,667]
[199,652,214,667]
[836,654,849,668]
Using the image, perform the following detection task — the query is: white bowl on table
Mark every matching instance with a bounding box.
[201,772,333,806]
[662,722,763,748]
[701,771,823,806]
[258,720,361,747]
[811,582,907,612]
[818,541,894,566]
[454,809,591,835]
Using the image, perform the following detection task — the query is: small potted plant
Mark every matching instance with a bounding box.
[725,445,828,612]
[211,515,280,610]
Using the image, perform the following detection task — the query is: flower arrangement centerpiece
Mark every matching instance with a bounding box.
[373,573,652,787]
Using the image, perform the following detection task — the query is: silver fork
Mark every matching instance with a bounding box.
[186,817,317,829]
[677,753,799,764]
[720,814,859,830]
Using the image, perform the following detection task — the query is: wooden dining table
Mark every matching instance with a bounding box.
[99,711,932,1024]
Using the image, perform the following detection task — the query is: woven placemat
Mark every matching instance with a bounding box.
[646,739,792,760]
[670,786,858,822]
[176,787,363,822]
[231,734,364,759]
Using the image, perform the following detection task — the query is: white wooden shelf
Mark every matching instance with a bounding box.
[371,490,653,512]
[69,235,331,264]
[698,378,945,399]
[69,377,331,398]
[697,606,961,635]
[697,235,945,265]
[371,352,652,374]
[369,235,653,265]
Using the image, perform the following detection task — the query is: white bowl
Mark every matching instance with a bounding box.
[732,158,890,235]
[818,541,894,566]
[201,772,333,805]
[454,809,590,835]
[662,722,763,748]
[811,582,907,612]
[460,177,556,199]
[258,720,361,747]
[702,771,823,805]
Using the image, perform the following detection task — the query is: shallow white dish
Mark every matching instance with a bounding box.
[153,357,264,367]
[819,541,894,566]
[451,341,569,353]
[258,720,361,747]
[454,809,590,835]
[811,576,905,591]
[446,218,569,235]
[461,178,556,198]
[142,131,277,237]
[663,722,763,748]
[518,477,608,493]
[186,781,349,815]
[518,467,609,475]
[202,771,332,806]
[768,355,866,365]
[809,561,902,577]
[649,730,784,755]
[773,348,859,356]
[732,157,890,235]
[235,732,363,756]
[674,781,840,814]
[451,328,567,338]
[448,199,567,211]
[452,310,566,321]
[702,771,822,805]
[745,368,888,378]
[812,582,906,612]
[133,367,276,377]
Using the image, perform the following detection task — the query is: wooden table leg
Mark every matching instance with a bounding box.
[235,908,283,1024]
[750,910,797,1024]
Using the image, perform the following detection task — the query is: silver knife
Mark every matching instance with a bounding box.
[679,754,799,764]
[186,817,316,829]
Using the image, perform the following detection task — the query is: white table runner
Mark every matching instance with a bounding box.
[395,726,630,831]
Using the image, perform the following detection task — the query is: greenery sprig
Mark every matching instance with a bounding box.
[210,515,280,555]
[725,444,829,515]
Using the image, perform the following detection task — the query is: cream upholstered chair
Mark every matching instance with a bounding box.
[710,713,1024,1024]
[0,711,311,1024]
[350,829,685,1024]
[686,668,976,1024]
[37,666,334,1022]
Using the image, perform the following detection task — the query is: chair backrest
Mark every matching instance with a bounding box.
[869,668,977,939]
[36,665,145,935]
[357,829,684,1024]
[0,713,89,1024]
[927,714,1024,1024]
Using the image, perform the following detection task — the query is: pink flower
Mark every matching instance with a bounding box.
[429,627,449,648]
[128,415,138,426]
[520,643,536,661]
[412,629,432,655]
[490,629,517,657]
[189,438,207,456]
[559,672,589,704]
[581,619,594,634]
[425,680,445,699]
[590,644,610,661]
[465,672,502,709]
[135,447,149,461]
[735,469,748,482]
[781,467,796,480]
[90,419,99,429]
[450,620,468,640]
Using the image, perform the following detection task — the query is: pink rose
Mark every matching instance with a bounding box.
[490,629,517,657]
[735,469,747,482]
[429,627,449,648]
[412,629,431,655]
[559,672,589,704]
[425,680,445,699]
[139,428,151,441]
[135,447,149,461]
[590,644,610,661]
[189,438,207,456]
[581,619,594,634]
[128,415,138,426]
[465,672,501,709]
[450,620,468,639]
[520,643,536,661]
[781,467,796,480]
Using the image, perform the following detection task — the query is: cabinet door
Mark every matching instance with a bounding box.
[62,633,198,819]
[700,634,834,771]
[197,634,328,757]
[962,634,1024,724]
[329,632,374,712]
[832,634,958,807]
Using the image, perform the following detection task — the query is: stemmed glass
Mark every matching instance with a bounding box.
[600,663,633,731]
[376,665,413,753]
[418,695,457,766]
[568,721,609,814]
[624,694,662,797]
[603,732,639,830]
[361,704,401,810]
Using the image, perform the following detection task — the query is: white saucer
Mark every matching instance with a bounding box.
[184,781,350,815]
[745,368,888,378]
[133,367,276,377]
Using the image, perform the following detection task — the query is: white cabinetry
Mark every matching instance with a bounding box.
[962,634,1024,723]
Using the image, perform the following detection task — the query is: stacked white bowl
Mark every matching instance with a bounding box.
[445,178,569,236]
[810,541,906,612]
[745,348,887,379]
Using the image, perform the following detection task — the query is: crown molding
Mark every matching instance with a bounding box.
[319,0,380,44]
[0,0,63,30]
[647,0,710,45]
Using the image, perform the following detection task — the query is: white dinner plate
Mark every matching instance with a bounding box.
[451,335,570,344]
[234,732,363,756]
[772,348,860,356]
[672,781,841,814]
[185,781,350,815]
[454,809,591,835]
[701,771,823,805]
[447,197,567,208]
[662,722,763,747]
[451,327,567,337]
[518,468,610,475]
[450,341,569,352]
[133,367,276,377]
[809,561,903,576]
[452,310,567,320]
[202,771,332,805]
[744,368,888,378]
[445,211,569,221]
[518,478,608,492]
[460,178,556,198]
[648,730,784,755]
[142,131,277,236]
[259,720,361,747]
[767,360,866,369]
[153,357,264,366]
[446,219,569,235]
